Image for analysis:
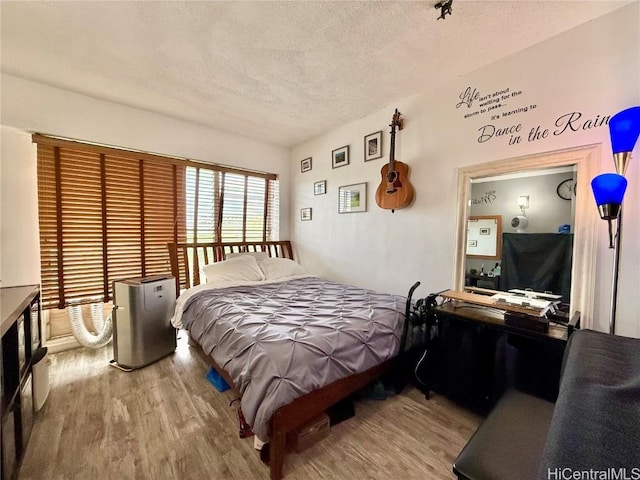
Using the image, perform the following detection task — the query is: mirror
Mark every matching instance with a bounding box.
[466,215,502,258]
[454,145,601,326]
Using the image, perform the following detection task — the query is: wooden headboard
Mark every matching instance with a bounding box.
[167,241,294,295]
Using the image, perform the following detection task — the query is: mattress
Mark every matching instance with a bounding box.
[176,276,406,440]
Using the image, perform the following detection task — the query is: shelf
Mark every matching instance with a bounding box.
[1,286,39,337]
[1,285,40,480]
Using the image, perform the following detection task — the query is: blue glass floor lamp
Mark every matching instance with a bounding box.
[591,106,640,334]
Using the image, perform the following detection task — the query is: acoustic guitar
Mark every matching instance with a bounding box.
[375,109,414,211]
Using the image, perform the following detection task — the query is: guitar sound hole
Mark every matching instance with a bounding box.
[386,171,397,183]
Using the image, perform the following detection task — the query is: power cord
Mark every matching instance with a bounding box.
[414,348,429,386]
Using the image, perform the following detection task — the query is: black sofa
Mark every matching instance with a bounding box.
[453,329,640,480]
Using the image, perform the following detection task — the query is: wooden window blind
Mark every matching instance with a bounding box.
[35,135,277,311]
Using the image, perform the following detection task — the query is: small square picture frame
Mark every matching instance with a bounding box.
[300,207,312,221]
[338,182,367,213]
[314,180,327,196]
[364,131,383,162]
[332,145,350,169]
[300,157,312,173]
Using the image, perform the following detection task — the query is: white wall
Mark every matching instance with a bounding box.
[291,4,640,337]
[0,74,291,286]
[0,127,40,286]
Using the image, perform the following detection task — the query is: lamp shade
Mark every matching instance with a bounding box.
[609,106,640,154]
[591,173,628,206]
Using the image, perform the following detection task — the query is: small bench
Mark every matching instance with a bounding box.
[453,329,640,480]
[453,389,554,480]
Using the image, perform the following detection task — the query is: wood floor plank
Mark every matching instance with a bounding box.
[19,335,481,480]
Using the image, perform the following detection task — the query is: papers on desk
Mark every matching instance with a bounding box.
[507,289,562,301]
[440,290,552,317]
[491,293,553,312]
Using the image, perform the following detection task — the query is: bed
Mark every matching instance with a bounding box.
[168,240,408,480]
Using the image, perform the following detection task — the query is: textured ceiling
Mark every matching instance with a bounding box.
[0,1,632,147]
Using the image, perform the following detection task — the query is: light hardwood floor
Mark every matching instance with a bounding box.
[19,335,481,480]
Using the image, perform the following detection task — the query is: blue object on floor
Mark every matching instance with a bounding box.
[206,366,230,392]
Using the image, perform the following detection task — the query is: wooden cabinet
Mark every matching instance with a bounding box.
[1,285,41,480]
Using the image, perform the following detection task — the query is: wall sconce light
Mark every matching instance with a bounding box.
[591,105,640,334]
[517,195,529,215]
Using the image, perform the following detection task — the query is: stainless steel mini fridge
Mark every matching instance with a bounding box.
[112,275,176,371]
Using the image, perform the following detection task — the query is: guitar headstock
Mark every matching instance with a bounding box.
[390,108,404,131]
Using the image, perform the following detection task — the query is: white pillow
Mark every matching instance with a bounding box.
[201,255,265,283]
[258,257,306,280]
[226,251,269,260]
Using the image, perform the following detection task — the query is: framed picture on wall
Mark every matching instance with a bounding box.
[300,157,312,173]
[301,207,312,221]
[338,182,367,213]
[466,216,501,258]
[332,145,349,169]
[364,131,383,161]
[314,180,327,195]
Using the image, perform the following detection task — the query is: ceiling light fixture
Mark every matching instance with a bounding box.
[434,0,453,20]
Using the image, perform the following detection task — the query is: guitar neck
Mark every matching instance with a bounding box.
[389,126,396,170]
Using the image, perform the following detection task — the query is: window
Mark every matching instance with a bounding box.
[185,168,279,243]
[35,135,278,323]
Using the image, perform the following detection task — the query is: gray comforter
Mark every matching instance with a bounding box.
[181,277,406,440]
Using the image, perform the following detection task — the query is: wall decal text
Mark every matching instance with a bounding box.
[477,111,610,146]
[456,86,610,146]
[457,86,528,120]
[471,191,497,205]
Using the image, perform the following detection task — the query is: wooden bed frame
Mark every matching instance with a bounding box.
[167,240,398,480]
[168,240,295,295]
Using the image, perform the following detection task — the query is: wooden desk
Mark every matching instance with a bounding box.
[420,301,572,413]
[435,302,568,342]
[1,285,41,480]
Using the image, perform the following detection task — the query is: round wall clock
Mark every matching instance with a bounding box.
[556,179,575,200]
